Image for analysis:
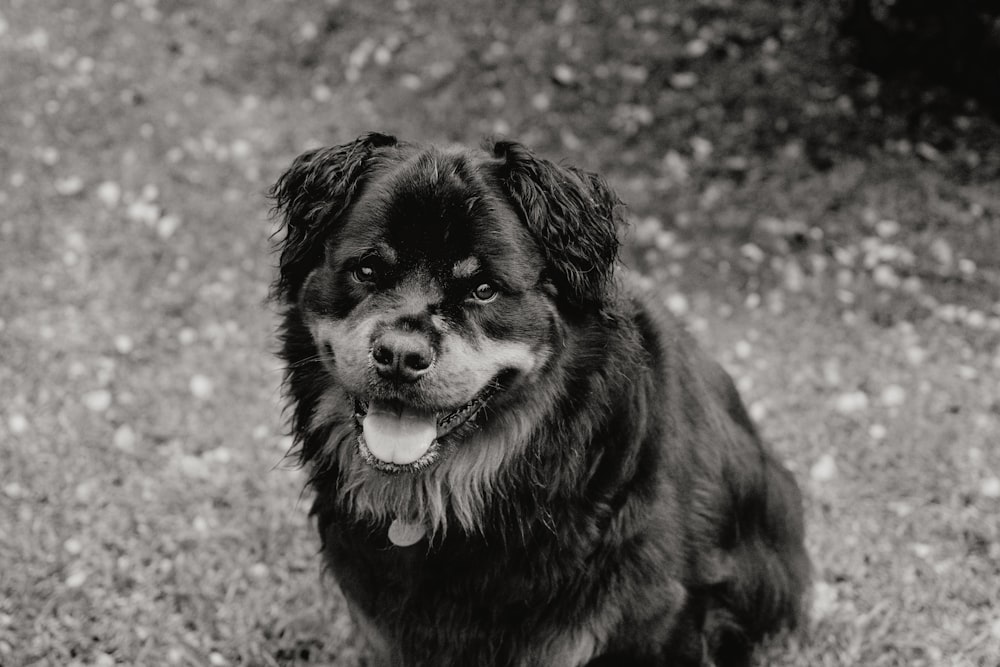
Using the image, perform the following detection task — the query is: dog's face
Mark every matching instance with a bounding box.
[271,134,622,477]
[300,158,555,473]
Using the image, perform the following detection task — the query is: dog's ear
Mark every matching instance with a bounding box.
[268,132,398,302]
[489,141,622,309]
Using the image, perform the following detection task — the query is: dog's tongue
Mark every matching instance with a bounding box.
[362,401,437,465]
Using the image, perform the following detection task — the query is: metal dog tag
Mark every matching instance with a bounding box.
[388,518,426,547]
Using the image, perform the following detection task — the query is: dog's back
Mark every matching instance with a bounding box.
[599,288,810,665]
[694,350,810,662]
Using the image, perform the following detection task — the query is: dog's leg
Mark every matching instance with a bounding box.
[345,599,394,667]
[703,607,751,667]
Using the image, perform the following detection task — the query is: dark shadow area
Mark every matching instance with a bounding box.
[841,0,1000,119]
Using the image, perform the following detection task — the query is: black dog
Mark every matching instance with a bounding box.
[270,133,809,666]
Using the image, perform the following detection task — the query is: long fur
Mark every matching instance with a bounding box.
[271,135,810,667]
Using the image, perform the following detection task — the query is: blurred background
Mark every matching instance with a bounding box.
[2,1,999,665]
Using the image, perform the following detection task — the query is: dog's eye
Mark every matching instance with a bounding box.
[470,282,498,303]
[352,259,379,283]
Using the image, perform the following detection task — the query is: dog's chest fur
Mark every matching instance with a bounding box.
[298,294,701,666]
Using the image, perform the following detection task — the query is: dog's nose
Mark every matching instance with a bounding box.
[371,331,434,382]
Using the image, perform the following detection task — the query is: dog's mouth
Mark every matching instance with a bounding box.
[351,378,504,474]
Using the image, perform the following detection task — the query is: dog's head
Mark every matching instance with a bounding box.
[270,133,622,476]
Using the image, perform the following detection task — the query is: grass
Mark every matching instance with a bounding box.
[1,1,998,665]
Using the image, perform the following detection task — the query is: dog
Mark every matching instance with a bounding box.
[269,133,810,666]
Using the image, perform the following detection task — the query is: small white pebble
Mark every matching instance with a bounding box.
[114,334,134,354]
[65,571,88,588]
[82,389,113,413]
[64,538,83,555]
[880,384,906,407]
[179,454,210,479]
[3,482,25,499]
[192,516,209,533]
[810,454,837,482]
[178,327,197,345]
[156,214,181,239]
[929,238,954,268]
[740,243,765,264]
[875,219,900,238]
[868,423,887,440]
[203,447,232,464]
[230,139,252,159]
[8,414,28,434]
[936,303,959,323]
[734,340,752,360]
[835,390,869,414]
[685,39,708,58]
[965,310,986,329]
[912,543,932,559]
[957,365,977,380]
[531,92,551,111]
[990,617,1000,640]
[687,316,708,333]
[887,501,912,517]
[836,290,855,305]
[55,176,84,196]
[299,21,318,41]
[781,261,805,293]
[821,359,842,385]
[400,73,421,90]
[980,477,1000,499]
[248,563,269,579]
[126,200,160,225]
[94,653,115,667]
[552,63,575,85]
[209,652,227,666]
[664,293,688,315]
[749,401,767,422]
[76,56,95,74]
[689,135,713,161]
[810,581,838,621]
[190,375,214,400]
[905,346,927,365]
[872,264,900,289]
[40,147,60,165]
[75,480,97,503]
[113,424,136,451]
[973,413,992,430]
[670,72,698,89]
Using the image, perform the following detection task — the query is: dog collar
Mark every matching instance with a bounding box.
[388,518,426,547]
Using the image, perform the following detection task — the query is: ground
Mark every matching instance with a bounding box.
[1,1,999,666]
